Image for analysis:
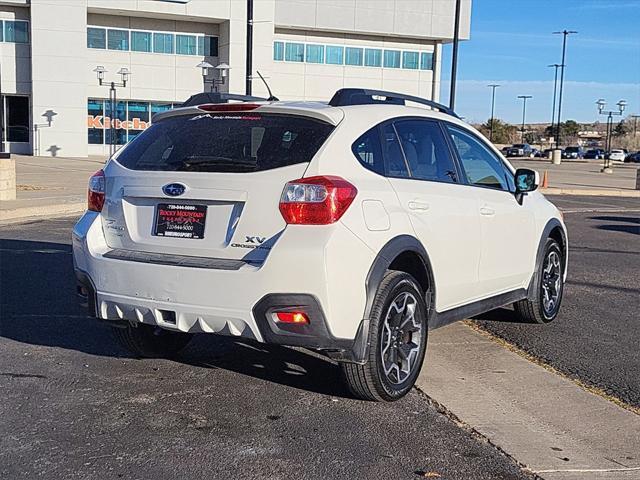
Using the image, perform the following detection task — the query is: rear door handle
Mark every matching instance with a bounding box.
[480,206,495,216]
[408,201,430,211]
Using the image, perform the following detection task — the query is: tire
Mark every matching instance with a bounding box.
[341,271,429,402]
[111,323,194,358]
[514,238,564,324]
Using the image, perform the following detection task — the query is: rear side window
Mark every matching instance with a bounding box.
[393,119,458,183]
[115,113,334,173]
[352,127,384,175]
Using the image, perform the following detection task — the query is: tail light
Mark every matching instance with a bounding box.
[87,169,105,212]
[273,311,310,325]
[279,176,357,225]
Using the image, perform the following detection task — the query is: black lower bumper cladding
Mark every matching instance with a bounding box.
[75,270,98,318]
[252,294,368,364]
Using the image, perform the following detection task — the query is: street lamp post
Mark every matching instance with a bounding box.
[488,84,500,142]
[630,114,640,136]
[553,30,577,149]
[596,99,627,173]
[449,0,462,110]
[197,62,231,93]
[94,66,130,158]
[517,95,532,143]
[547,63,563,144]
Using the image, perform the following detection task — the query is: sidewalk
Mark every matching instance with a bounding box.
[0,155,104,221]
[1,155,638,222]
[418,322,640,480]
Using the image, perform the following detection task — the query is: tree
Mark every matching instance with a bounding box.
[612,120,630,137]
[478,118,518,144]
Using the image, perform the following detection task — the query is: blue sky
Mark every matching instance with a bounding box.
[440,0,640,124]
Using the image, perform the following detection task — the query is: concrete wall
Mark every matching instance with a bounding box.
[275,0,471,40]
[0,5,31,154]
[86,13,220,103]
[269,29,437,101]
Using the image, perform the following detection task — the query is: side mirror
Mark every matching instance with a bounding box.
[515,168,539,194]
[514,168,539,204]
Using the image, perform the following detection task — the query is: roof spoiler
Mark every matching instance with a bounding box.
[182,92,268,107]
[328,88,459,118]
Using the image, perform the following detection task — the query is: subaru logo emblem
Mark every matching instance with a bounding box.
[162,183,186,197]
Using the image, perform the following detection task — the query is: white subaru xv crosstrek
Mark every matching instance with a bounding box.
[73,88,567,402]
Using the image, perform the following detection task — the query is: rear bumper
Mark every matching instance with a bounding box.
[72,211,374,361]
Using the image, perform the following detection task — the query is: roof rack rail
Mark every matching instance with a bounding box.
[182,92,268,107]
[328,88,459,118]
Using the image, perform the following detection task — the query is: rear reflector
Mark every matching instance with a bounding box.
[197,103,260,112]
[279,175,357,225]
[274,311,310,325]
[87,169,105,212]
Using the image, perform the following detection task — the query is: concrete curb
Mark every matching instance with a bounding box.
[0,202,85,223]
[541,187,640,198]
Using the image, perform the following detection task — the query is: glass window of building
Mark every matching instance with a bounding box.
[176,34,197,55]
[383,50,401,68]
[364,48,382,67]
[420,52,434,70]
[4,20,29,44]
[285,42,304,62]
[151,103,173,117]
[153,32,174,54]
[305,44,324,64]
[88,99,104,145]
[87,27,106,49]
[131,31,152,52]
[402,51,419,70]
[127,102,150,141]
[345,47,364,66]
[107,29,129,51]
[197,36,218,56]
[273,41,284,61]
[326,46,344,65]
[0,21,3,42]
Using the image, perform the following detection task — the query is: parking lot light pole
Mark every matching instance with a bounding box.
[449,0,462,110]
[488,84,500,142]
[597,99,626,173]
[517,95,532,142]
[547,64,563,144]
[94,66,130,158]
[553,30,577,149]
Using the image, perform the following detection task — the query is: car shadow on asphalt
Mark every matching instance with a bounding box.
[0,238,351,398]
[590,215,640,235]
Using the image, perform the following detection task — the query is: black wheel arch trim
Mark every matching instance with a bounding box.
[527,218,567,300]
[364,235,436,324]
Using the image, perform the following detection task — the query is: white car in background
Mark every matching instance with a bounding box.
[608,149,626,162]
[73,88,568,402]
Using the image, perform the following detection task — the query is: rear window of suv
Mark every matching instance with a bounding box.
[115,113,334,173]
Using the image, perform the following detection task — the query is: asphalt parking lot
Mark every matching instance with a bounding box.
[0,194,637,479]
[476,195,640,407]
[0,218,529,480]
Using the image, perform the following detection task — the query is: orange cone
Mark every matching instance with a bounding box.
[541,170,549,188]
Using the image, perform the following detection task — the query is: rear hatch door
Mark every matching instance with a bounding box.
[101,109,336,262]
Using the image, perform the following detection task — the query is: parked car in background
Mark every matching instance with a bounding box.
[623,151,640,163]
[506,143,534,158]
[562,146,584,159]
[584,149,605,160]
[609,149,626,162]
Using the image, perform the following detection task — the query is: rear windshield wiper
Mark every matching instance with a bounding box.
[171,156,258,172]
